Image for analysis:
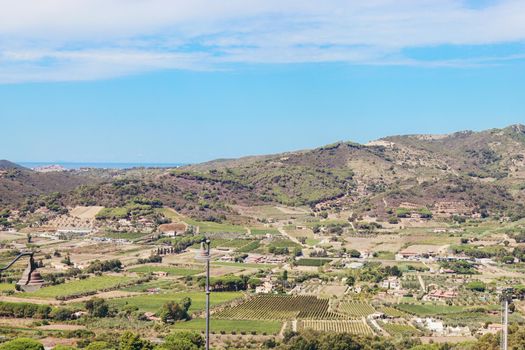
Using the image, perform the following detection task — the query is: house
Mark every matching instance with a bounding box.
[158,223,187,237]
[381,276,401,290]
[426,289,458,300]
[256,280,274,294]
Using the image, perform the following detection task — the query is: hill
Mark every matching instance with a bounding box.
[0,162,101,208]
[0,159,27,170]
[2,125,525,222]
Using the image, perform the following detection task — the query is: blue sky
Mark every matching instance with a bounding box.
[0,0,524,163]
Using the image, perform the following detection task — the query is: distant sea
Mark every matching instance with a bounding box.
[19,162,187,170]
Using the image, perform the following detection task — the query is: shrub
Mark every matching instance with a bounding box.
[0,338,44,350]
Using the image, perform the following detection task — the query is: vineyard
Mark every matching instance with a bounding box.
[298,320,374,335]
[214,295,343,320]
[379,322,420,337]
[337,301,376,317]
[378,306,408,318]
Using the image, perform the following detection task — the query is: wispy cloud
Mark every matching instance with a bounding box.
[0,0,524,82]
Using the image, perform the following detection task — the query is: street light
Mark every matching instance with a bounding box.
[0,252,45,292]
[196,239,211,350]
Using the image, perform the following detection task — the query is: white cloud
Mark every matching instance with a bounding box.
[0,0,524,82]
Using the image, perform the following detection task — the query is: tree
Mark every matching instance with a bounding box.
[466,281,486,292]
[119,332,153,350]
[160,298,191,324]
[85,297,109,318]
[0,338,44,350]
[346,275,356,287]
[159,331,204,350]
[349,249,361,258]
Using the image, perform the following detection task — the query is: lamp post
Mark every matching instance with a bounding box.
[196,239,211,350]
[500,288,513,350]
[0,252,45,292]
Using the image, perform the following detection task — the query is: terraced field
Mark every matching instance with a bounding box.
[215,295,343,320]
[299,320,374,335]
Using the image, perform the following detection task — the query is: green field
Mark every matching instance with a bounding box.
[173,318,282,334]
[159,208,246,234]
[0,283,15,292]
[268,239,301,249]
[110,291,242,313]
[250,228,280,235]
[380,322,420,336]
[20,275,134,299]
[395,303,468,316]
[213,262,276,269]
[295,258,332,267]
[100,231,151,241]
[128,265,200,276]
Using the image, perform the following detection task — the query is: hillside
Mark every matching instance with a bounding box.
[0,163,101,207]
[2,125,525,221]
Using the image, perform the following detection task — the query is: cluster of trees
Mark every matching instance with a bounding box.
[159,297,191,324]
[198,274,250,291]
[346,262,402,286]
[278,326,525,350]
[160,235,206,254]
[439,260,477,274]
[86,259,122,273]
[0,331,204,350]
[0,209,10,227]
[137,255,162,264]
[0,301,52,319]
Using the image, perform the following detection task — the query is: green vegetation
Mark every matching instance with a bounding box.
[295,258,332,267]
[110,291,242,313]
[173,318,282,334]
[128,265,200,276]
[20,275,134,299]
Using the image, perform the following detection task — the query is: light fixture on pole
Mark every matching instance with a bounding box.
[0,252,45,292]
[196,239,211,350]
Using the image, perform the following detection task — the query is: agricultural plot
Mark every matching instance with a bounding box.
[379,306,408,318]
[110,291,242,314]
[380,322,420,337]
[337,302,376,317]
[295,258,332,267]
[268,239,301,250]
[159,208,247,234]
[250,228,280,236]
[128,265,200,276]
[0,283,15,292]
[299,320,374,335]
[395,303,467,316]
[191,239,256,250]
[235,241,261,253]
[173,318,282,335]
[19,275,135,299]
[100,231,151,241]
[214,295,343,320]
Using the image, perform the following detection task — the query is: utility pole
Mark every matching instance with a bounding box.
[196,239,211,350]
[501,288,513,350]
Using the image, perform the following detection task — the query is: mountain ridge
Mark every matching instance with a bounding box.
[2,124,525,222]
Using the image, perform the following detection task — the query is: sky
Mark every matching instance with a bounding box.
[0,0,524,163]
